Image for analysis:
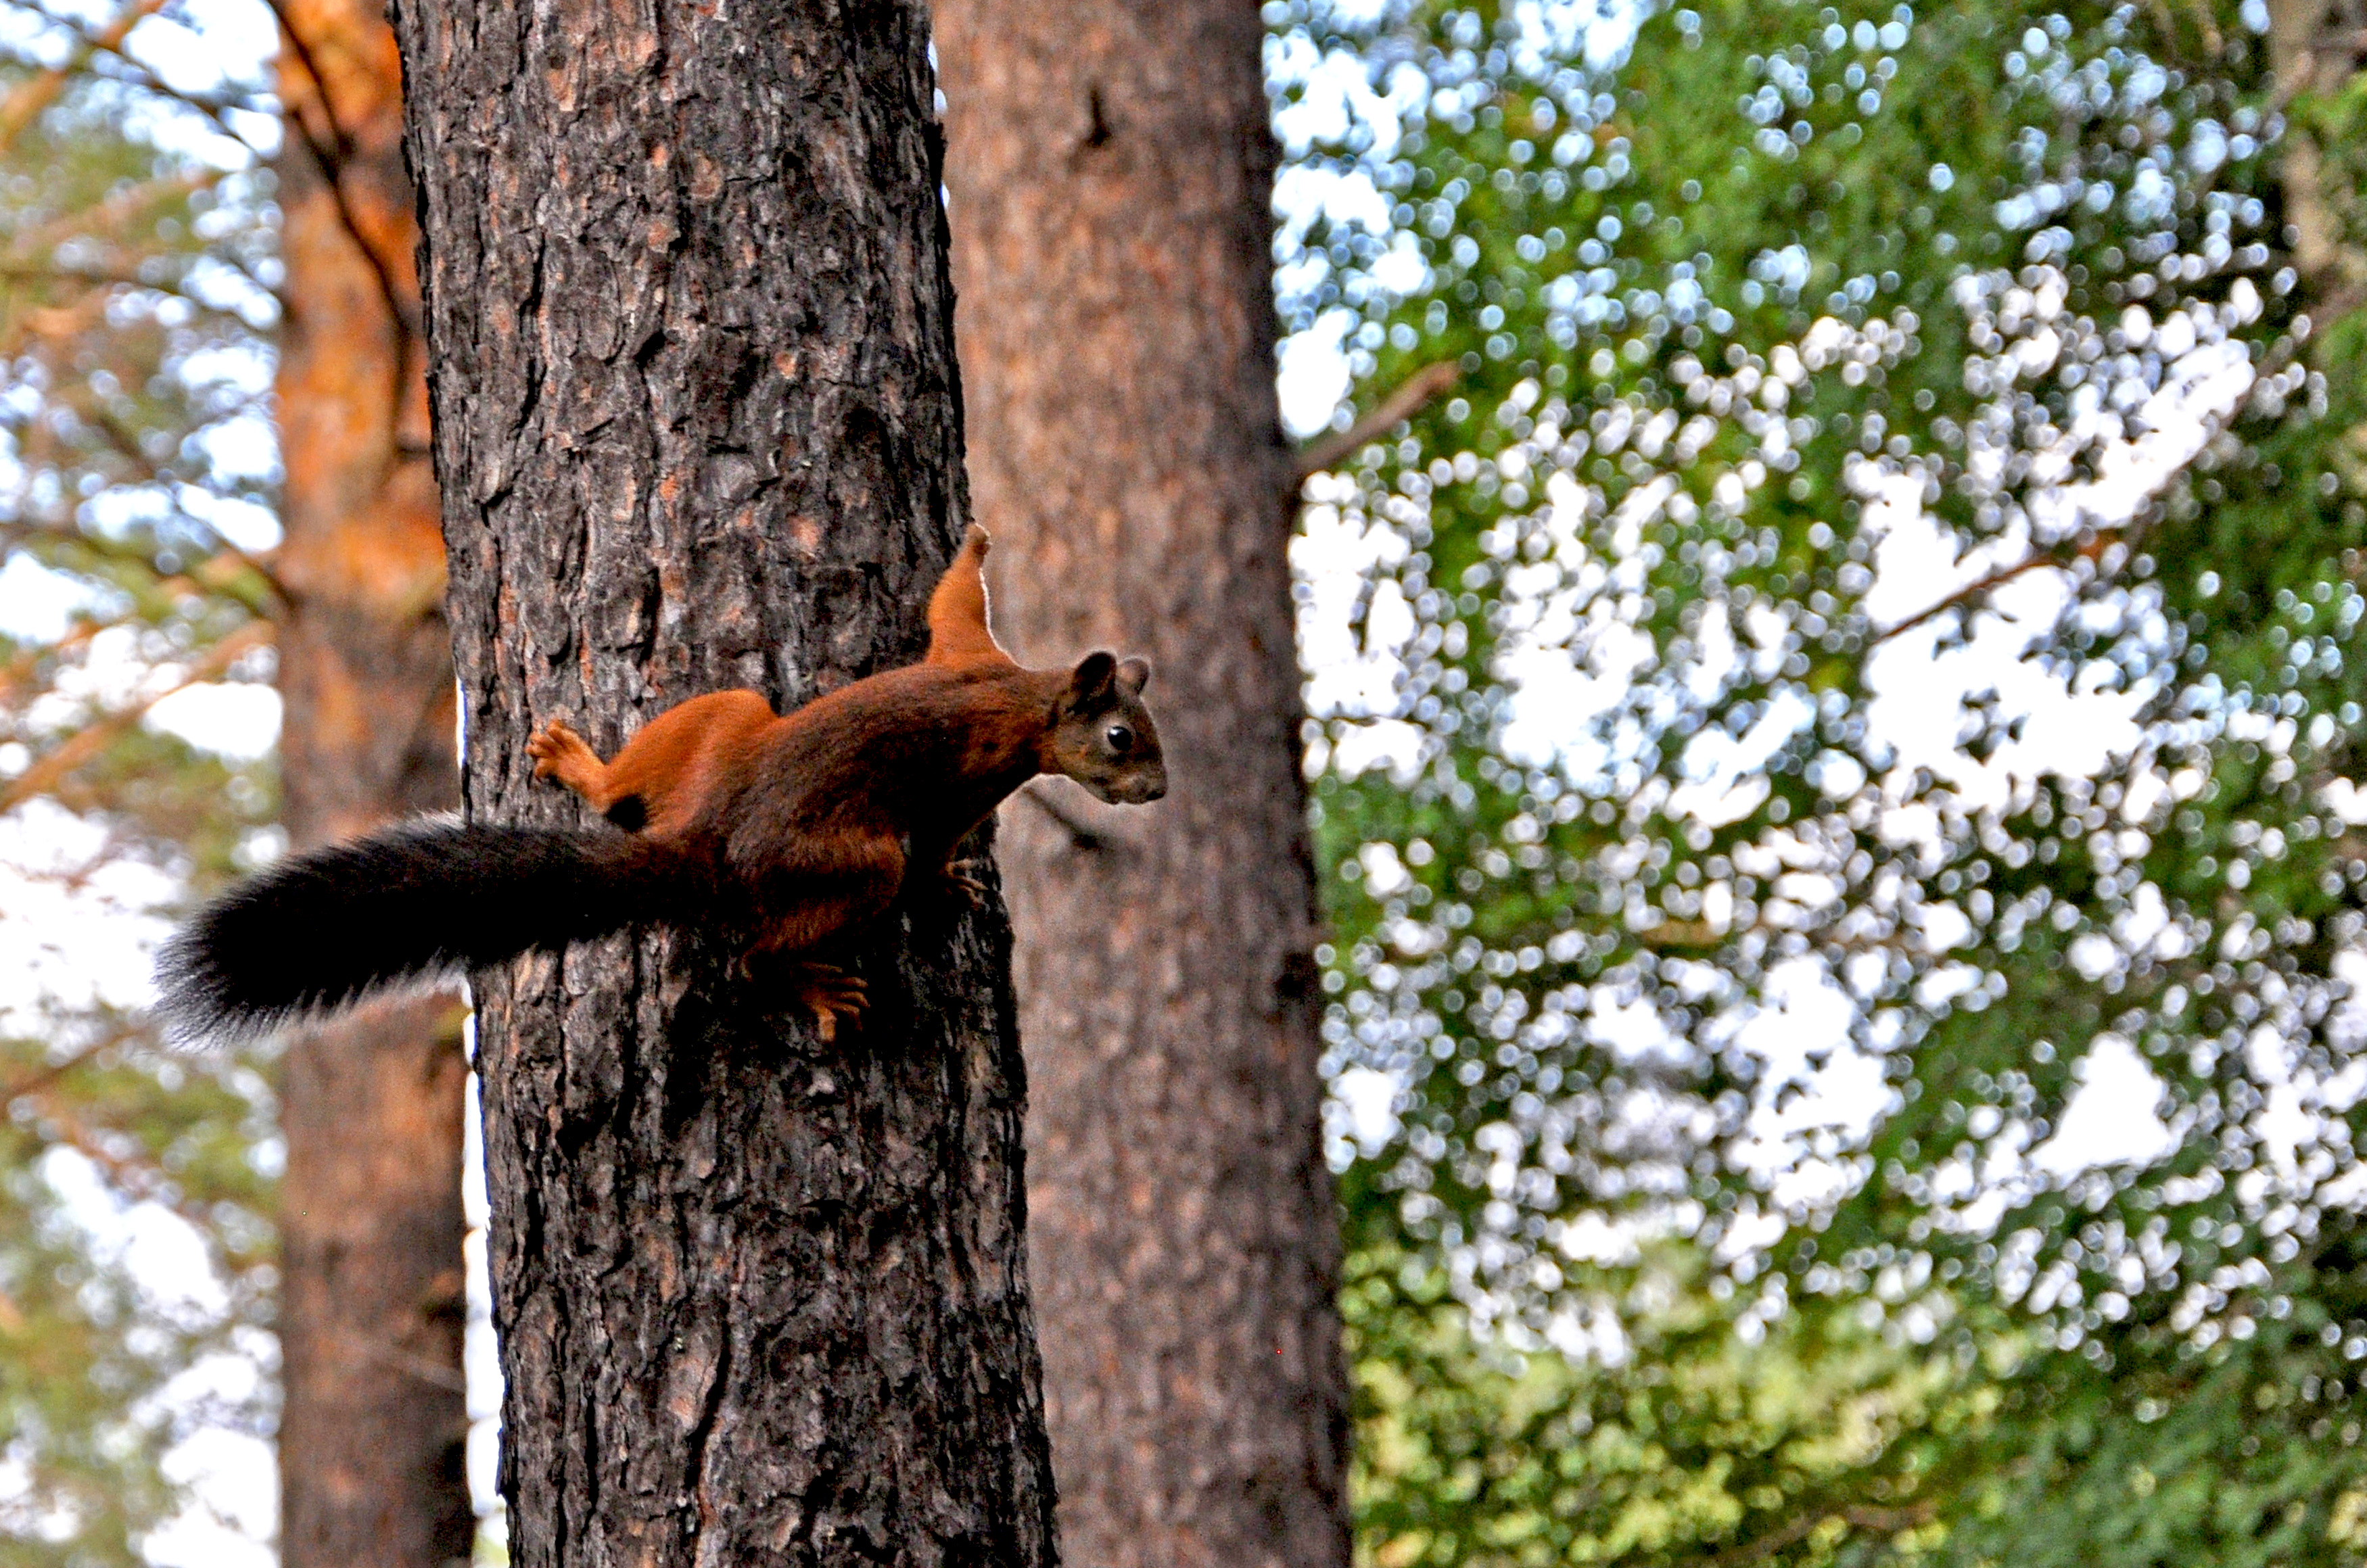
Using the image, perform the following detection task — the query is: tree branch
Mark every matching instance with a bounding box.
[333,1325,470,1393]
[0,1028,135,1106]
[0,275,115,362]
[1705,1499,1938,1568]
[258,0,424,452]
[8,1,276,152]
[1,170,215,266]
[19,1082,257,1241]
[1294,360,1461,479]
[0,618,272,813]
[1016,780,1118,849]
[0,614,108,705]
[0,510,288,616]
[0,0,171,155]
[1871,540,2097,646]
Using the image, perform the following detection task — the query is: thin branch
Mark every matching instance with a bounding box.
[257,0,423,462]
[9,0,275,151]
[256,0,351,163]
[0,1030,131,1105]
[1016,780,1117,850]
[78,57,272,137]
[3,170,215,266]
[1871,546,2078,646]
[333,1325,468,1394]
[0,617,271,813]
[1633,903,1947,959]
[1705,1500,1938,1568]
[1294,360,1462,479]
[20,1083,248,1240]
[177,538,290,612]
[0,247,289,329]
[0,274,114,360]
[0,258,150,288]
[0,512,288,617]
[0,613,109,705]
[0,0,170,156]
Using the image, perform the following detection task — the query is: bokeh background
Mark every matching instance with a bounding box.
[6,0,2367,1562]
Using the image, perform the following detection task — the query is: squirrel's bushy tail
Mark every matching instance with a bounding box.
[156,817,700,1043]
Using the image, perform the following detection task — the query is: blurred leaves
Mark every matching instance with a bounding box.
[0,0,281,1560]
[1278,0,2367,1560]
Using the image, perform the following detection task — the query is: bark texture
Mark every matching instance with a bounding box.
[271,0,472,1561]
[931,6,1354,1565]
[2268,0,2367,302]
[391,2,1058,1563]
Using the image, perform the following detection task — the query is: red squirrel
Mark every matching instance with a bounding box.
[157,525,1166,1042]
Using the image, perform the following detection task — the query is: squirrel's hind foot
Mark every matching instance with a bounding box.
[783,962,868,1044]
[943,859,992,907]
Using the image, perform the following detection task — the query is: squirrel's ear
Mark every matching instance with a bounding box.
[1117,657,1152,695]
[1064,651,1118,710]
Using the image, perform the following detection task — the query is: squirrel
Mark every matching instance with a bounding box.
[156,524,1167,1043]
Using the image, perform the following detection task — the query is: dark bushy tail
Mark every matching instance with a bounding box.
[156,817,699,1043]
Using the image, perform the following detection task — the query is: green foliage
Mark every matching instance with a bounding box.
[0,7,281,1561]
[1346,1217,2367,1567]
[1278,0,2367,1560]
[1347,1245,1977,1568]
[0,1037,277,1567]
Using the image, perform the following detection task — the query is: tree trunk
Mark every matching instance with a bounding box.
[931,7,1353,1566]
[271,1,473,1562]
[390,3,1058,1563]
[2268,0,2367,302]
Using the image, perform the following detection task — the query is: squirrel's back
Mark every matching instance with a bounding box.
[724,662,1054,833]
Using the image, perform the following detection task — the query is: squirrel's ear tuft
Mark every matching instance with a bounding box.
[1117,657,1152,695]
[962,523,991,556]
[1064,651,1118,709]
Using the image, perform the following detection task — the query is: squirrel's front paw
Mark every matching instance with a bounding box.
[525,719,599,788]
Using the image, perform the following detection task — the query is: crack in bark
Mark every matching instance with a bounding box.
[682,1318,733,1561]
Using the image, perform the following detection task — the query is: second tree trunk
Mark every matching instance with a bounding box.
[933,5,1354,1565]
[272,0,471,1558]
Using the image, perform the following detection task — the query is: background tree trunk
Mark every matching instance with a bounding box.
[931,6,1354,1566]
[390,2,1058,1563]
[271,1,472,1562]
[2268,0,2367,304]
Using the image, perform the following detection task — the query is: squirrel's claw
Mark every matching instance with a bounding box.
[943,859,991,907]
[525,719,599,788]
[777,961,868,1043]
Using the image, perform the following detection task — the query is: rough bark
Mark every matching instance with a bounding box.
[931,6,1353,1566]
[391,2,1058,1563]
[2268,0,2367,303]
[271,0,472,1561]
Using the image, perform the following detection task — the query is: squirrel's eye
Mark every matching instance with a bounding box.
[1104,723,1135,753]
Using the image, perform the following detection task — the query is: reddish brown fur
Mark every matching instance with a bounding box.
[524,525,1165,1038]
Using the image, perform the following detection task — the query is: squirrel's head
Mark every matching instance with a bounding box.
[1046,652,1168,806]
